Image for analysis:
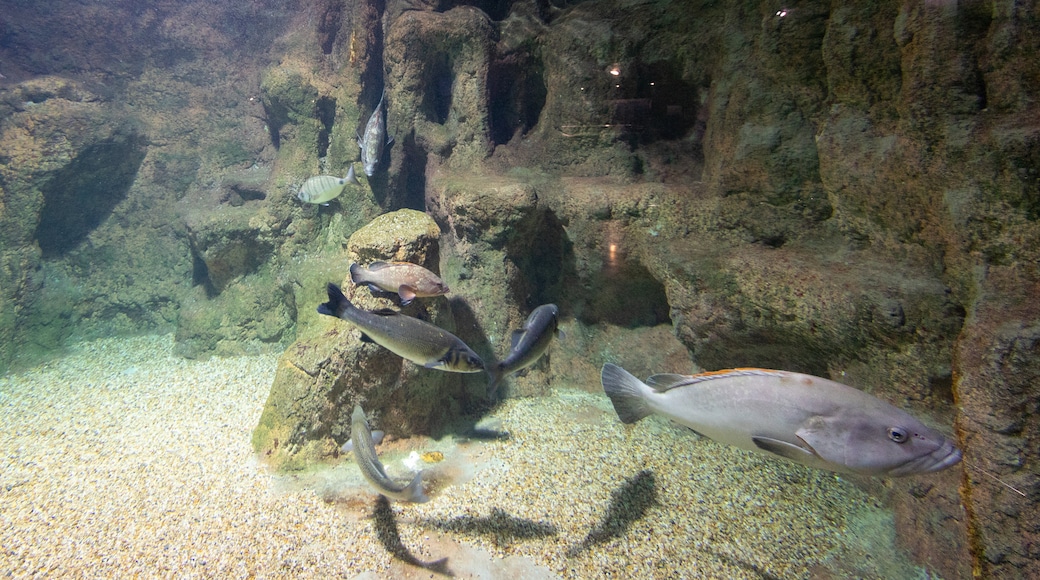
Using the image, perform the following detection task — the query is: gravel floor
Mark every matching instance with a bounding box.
[1,334,934,578]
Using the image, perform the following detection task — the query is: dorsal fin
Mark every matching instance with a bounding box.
[646,368,783,392]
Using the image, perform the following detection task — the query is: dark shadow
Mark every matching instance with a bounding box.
[445,296,496,404]
[315,95,336,158]
[397,130,427,211]
[488,51,546,145]
[706,549,783,580]
[372,496,453,575]
[35,133,147,258]
[420,507,557,548]
[421,53,453,125]
[576,258,670,328]
[505,209,575,311]
[567,470,658,557]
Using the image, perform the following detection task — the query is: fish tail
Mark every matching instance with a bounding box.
[404,470,430,503]
[349,263,364,284]
[601,363,654,424]
[487,363,504,399]
[318,283,353,319]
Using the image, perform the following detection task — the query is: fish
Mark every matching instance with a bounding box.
[600,363,962,477]
[357,89,393,177]
[351,405,428,503]
[488,304,562,397]
[318,283,484,373]
[349,261,450,305]
[341,429,384,454]
[296,165,361,204]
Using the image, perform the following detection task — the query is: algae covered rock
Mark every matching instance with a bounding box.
[253,209,481,471]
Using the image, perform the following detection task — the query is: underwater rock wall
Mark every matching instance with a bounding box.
[1,0,1038,575]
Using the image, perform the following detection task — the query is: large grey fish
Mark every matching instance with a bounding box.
[349,261,450,306]
[318,283,484,372]
[357,89,393,177]
[351,405,428,503]
[489,304,562,397]
[601,363,962,477]
[296,165,361,205]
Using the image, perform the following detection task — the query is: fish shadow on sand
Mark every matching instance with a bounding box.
[419,507,558,548]
[567,469,658,557]
[372,496,452,576]
[706,549,782,580]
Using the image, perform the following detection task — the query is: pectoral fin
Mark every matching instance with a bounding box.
[398,285,416,305]
[752,436,817,462]
[509,329,525,349]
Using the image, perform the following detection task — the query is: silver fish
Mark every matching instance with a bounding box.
[318,283,484,372]
[601,363,962,477]
[489,304,562,397]
[296,165,361,204]
[349,261,449,305]
[357,89,393,177]
[351,405,428,503]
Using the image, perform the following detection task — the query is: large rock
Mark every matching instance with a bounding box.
[252,209,482,471]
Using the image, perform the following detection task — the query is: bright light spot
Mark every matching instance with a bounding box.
[615,84,621,88]
[649,82,655,86]
[776,9,788,17]
[609,64,621,76]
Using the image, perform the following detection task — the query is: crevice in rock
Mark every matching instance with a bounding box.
[421,53,453,125]
[315,95,337,158]
[576,259,670,328]
[317,0,344,56]
[488,51,546,145]
[35,133,147,258]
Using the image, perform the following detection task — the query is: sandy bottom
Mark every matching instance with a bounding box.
[1,334,938,578]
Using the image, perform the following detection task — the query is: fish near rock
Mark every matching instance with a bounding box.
[349,261,449,305]
[358,89,393,177]
[318,283,484,373]
[489,304,562,397]
[351,405,428,503]
[601,363,962,477]
[296,165,361,204]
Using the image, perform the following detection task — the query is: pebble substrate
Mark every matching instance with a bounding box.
[1,334,926,578]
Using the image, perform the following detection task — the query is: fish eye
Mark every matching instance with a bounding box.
[888,427,909,443]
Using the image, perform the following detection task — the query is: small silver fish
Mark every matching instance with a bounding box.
[489,304,562,397]
[601,363,962,477]
[349,261,450,305]
[357,89,393,177]
[296,165,361,204]
[351,405,428,503]
[318,283,484,373]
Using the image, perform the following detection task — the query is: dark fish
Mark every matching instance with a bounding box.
[489,304,562,397]
[349,261,449,305]
[318,283,484,373]
[601,363,962,477]
[351,405,428,503]
[357,89,393,177]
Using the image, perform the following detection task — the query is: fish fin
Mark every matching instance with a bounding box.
[317,283,352,318]
[398,285,416,305]
[366,283,383,294]
[372,308,399,316]
[387,135,395,148]
[423,360,444,369]
[556,328,565,340]
[359,332,376,344]
[340,430,384,453]
[751,436,817,462]
[357,133,363,147]
[402,470,429,503]
[344,164,361,185]
[601,363,654,424]
[349,263,364,284]
[509,329,525,349]
[368,261,390,270]
[646,374,692,392]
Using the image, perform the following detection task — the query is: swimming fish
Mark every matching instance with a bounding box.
[489,304,562,397]
[349,261,450,305]
[601,363,962,477]
[296,165,361,204]
[357,89,393,177]
[318,283,484,373]
[351,405,428,503]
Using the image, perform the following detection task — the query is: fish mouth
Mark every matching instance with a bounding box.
[889,438,963,477]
